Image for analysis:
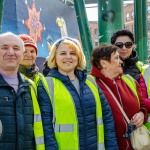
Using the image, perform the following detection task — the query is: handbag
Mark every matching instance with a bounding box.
[99,79,150,150]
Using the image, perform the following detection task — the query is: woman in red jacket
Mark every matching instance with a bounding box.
[90,44,148,150]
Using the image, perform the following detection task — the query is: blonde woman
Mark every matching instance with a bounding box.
[37,37,118,150]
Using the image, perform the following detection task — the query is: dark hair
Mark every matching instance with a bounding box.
[111,29,135,44]
[90,44,118,69]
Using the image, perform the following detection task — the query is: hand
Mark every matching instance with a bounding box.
[130,111,144,127]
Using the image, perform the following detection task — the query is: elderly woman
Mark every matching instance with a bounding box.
[37,37,118,150]
[19,34,44,85]
[90,44,148,150]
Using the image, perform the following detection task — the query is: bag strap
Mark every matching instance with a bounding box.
[99,78,130,124]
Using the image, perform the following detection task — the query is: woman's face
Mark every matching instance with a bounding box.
[103,51,123,77]
[115,36,134,60]
[56,43,78,75]
[20,46,37,67]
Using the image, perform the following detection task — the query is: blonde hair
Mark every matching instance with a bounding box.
[48,37,86,70]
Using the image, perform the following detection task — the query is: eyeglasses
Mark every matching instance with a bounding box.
[115,42,133,49]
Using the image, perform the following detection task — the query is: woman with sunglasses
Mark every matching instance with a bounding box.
[111,29,143,82]
[111,30,150,130]
[111,29,148,100]
[37,37,118,150]
[90,44,148,150]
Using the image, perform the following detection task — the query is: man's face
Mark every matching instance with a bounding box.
[0,35,23,74]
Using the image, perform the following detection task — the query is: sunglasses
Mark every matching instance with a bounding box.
[115,42,133,49]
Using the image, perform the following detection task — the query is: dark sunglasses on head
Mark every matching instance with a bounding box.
[115,42,133,49]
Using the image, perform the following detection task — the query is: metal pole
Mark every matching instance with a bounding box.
[98,0,124,43]
[142,0,148,63]
[0,0,4,31]
[74,0,93,72]
[134,0,143,61]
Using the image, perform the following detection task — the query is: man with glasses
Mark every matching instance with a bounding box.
[111,29,143,82]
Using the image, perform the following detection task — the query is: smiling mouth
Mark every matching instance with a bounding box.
[64,62,72,63]
[6,58,16,60]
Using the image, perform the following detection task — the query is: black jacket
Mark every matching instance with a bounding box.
[122,50,141,82]
[0,72,35,150]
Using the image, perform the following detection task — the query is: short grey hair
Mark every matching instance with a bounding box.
[0,32,25,52]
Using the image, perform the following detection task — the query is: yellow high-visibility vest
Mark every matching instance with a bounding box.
[121,74,140,107]
[25,77,45,150]
[34,72,45,86]
[121,74,150,131]
[41,75,105,150]
[140,65,150,131]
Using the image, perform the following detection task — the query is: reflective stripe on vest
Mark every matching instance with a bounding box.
[121,74,140,107]
[44,75,105,150]
[54,124,74,132]
[29,81,45,150]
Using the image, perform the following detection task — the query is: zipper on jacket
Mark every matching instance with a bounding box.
[75,83,87,150]
[11,88,17,150]
[67,80,87,149]
[62,82,81,149]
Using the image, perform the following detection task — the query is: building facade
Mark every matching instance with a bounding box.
[89,1,150,50]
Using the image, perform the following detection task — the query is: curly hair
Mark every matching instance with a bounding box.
[111,29,134,44]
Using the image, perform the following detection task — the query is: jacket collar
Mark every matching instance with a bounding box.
[19,64,39,78]
[122,50,138,66]
[47,68,87,83]
[0,71,30,87]
[90,65,122,82]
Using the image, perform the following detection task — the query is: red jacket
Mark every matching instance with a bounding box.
[90,65,148,150]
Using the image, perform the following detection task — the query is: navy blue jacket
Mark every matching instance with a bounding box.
[38,68,118,150]
[0,72,35,150]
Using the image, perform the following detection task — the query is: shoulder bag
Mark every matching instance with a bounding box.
[99,79,150,150]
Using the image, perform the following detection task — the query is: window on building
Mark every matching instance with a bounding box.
[95,39,99,46]
[148,21,150,31]
[125,26,129,30]
[148,39,150,52]
[132,11,134,19]
[132,25,134,33]
[95,41,99,46]
[126,13,130,21]
[148,6,150,14]
[94,29,98,35]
